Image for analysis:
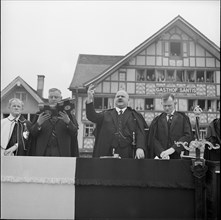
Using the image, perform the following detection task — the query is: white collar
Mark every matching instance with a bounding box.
[8,114,20,122]
[115,107,127,115]
[167,110,175,117]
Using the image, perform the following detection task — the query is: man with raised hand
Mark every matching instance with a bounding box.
[86,84,148,159]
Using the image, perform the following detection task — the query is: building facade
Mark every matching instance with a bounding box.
[1,75,46,121]
[70,16,220,156]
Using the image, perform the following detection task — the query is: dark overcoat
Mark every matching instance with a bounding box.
[204,118,220,161]
[86,102,148,158]
[148,111,193,159]
[29,113,78,157]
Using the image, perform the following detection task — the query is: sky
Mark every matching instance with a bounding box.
[1,0,220,99]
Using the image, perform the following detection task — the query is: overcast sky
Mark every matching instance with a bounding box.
[1,0,220,98]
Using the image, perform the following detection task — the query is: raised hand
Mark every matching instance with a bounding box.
[37,112,51,126]
[58,111,70,124]
[87,84,96,103]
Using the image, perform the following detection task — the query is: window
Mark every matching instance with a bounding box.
[103,98,108,109]
[188,99,197,111]
[196,71,205,82]
[136,69,145,81]
[156,69,165,82]
[135,99,144,111]
[166,70,175,81]
[198,99,206,111]
[217,100,220,111]
[206,71,214,83]
[186,70,195,82]
[146,69,155,81]
[84,123,95,137]
[94,98,102,109]
[207,100,216,112]
[108,98,114,109]
[15,92,27,102]
[192,128,207,140]
[170,42,181,57]
[94,97,109,109]
[145,98,154,110]
[200,128,207,140]
[119,72,126,81]
[176,70,185,82]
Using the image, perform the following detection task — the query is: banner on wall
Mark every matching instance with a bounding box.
[155,86,196,95]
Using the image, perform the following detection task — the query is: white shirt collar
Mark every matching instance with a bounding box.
[115,107,127,115]
[167,110,175,117]
[8,114,20,122]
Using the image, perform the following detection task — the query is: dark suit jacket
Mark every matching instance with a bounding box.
[30,114,78,157]
[148,111,193,159]
[205,118,220,161]
[86,102,147,158]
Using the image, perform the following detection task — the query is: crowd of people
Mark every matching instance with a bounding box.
[1,85,220,161]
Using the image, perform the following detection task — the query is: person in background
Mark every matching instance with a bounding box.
[29,88,79,157]
[148,93,193,159]
[86,84,148,159]
[1,98,31,156]
[204,118,220,161]
[204,117,220,220]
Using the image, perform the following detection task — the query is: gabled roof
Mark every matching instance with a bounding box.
[69,54,123,89]
[82,15,220,87]
[1,76,45,103]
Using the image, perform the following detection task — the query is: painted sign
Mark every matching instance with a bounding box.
[155,87,196,95]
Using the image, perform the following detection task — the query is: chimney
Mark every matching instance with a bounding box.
[37,75,45,97]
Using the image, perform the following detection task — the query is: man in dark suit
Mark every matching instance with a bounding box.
[86,84,148,159]
[148,93,193,159]
[30,88,79,157]
[205,118,220,161]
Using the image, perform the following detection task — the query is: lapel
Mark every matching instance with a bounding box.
[122,108,131,128]
[18,115,26,124]
[110,109,118,129]
[170,112,178,131]
[161,113,169,136]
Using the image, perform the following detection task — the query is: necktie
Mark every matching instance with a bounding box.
[167,114,173,128]
[50,117,58,138]
[119,110,123,115]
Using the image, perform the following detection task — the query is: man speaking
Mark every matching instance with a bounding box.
[86,84,148,159]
